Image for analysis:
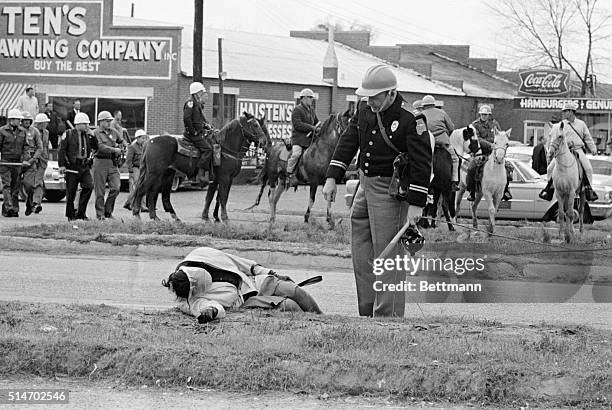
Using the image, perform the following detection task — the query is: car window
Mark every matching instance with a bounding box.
[512,160,542,181]
[506,153,531,163]
[590,159,612,176]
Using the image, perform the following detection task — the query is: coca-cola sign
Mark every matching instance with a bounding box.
[518,69,570,96]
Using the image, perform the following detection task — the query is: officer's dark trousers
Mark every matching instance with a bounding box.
[0,164,22,214]
[187,134,213,170]
[351,171,409,317]
[65,165,93,219]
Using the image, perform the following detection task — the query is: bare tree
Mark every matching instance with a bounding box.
[490,0,611,96]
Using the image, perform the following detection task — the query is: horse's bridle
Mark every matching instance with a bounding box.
[220,116,262,160]
[492,145,507,164]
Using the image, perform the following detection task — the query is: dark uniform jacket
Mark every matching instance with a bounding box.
[125,140,144,172]
[326,95,432,207]
[58,128,97,169]
[183,97,212,139]
[291,103,319,147]
[0,124,27,161]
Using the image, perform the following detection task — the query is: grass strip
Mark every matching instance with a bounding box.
[0,302,610,407]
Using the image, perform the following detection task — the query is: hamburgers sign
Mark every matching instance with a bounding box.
[518,69,570,97]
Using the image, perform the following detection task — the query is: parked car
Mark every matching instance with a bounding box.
[455,158,612,221]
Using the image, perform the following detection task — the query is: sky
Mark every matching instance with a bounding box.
[113,0,612,83]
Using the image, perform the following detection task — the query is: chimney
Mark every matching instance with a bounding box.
[130,3,135,18]
[323,26,338,114]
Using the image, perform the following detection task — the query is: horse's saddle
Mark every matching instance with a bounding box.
[176,136,200,158]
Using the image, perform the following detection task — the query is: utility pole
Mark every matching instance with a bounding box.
[217,37,225,126]
[193,0,203,83]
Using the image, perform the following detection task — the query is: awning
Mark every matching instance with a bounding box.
[0,83,31,117]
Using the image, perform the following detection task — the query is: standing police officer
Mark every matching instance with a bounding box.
[31,113,51,214]
[323,65,432,317]
[183,81,214,185]
[123,129,149,211]
[286,88,321,188]
[59,112,97,221]
[20,111,43,216]
[93,110,127,220]
[0,109,29,217]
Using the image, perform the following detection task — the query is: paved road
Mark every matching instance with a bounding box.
[1,251,610,329]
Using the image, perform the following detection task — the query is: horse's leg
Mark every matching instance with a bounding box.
[148,184,161,221]
[579,192,586,234]
[202,178,217,221]
[441,192,454,231]
[485,191,496,236]
[160,169,179,221]
[431,190,441,229]
[556,194,565,240]
[470,192,482,239]
[213,197,220,222]
[455,182,466,217]
[219,177,234,222]
[269,183,283,223]
[305,183,316,223]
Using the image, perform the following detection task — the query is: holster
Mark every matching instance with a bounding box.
[389,153,411,200]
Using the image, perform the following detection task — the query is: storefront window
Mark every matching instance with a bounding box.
[524,121,546,146]
[212,94,236,128]
[98,98,145,137]
[49,96,145,138]
[50,96,96,128]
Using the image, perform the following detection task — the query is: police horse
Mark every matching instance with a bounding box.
[247,110,351,227]
[549,124,587,243]
[463,128,511,238]
[133,112,266,221]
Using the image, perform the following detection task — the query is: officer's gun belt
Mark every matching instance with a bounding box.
[95,154,114,159]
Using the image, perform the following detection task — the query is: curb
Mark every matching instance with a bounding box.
[0,235,353,271]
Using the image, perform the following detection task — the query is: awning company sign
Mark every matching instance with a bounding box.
[514,98,612,112]
[518,69,570,97]
[237,99,295,141]
[0,1,177,79]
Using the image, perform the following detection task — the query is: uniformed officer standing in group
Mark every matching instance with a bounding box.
[20,111,43,216]
[323,64,432,318]
[93,110,127,220]
[59,112,97,221]
[0,109,29,217]
[183,82,214,185]
[123,129,149,212]
[31,113,51,214]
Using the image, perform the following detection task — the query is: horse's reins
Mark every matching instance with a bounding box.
[219,118,261,160]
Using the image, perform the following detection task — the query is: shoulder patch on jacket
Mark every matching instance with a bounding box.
[401,101,412,112]
[186,100,193,108]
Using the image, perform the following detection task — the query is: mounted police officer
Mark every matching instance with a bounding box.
[93,110,127,220]
[0,109,29,217]
[323,64,432,318]
[463,126,514,201]
[59,112,97,221]
[539,101,598,202]
[183,81,214,185]
[20,111,43,216]
[420,94,459,191]
[471,104,501,143]
[287,88,321,188]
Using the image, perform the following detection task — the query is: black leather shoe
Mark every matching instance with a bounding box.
[34,204,42,214]
[502,190,512,201]
[451,181,459,192]
[25,207,32,216]
[7,210,19,217]
[123,203,132,211]
[467,192,475,202]
[585,188,599,202]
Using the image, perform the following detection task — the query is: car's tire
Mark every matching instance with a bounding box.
[44,189,66,202]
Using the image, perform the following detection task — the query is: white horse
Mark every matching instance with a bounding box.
[468,128,510,238]
[549,128,585,243]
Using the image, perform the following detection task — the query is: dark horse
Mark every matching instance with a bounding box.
[247,110,351,226]
[419,145,456,231]
[132,112,266,221]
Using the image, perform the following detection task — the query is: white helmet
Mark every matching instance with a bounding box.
[7,108,23,120]
[74,112,90,125]
[356,64,397,97]
[478,105,492,115]
[97,111,113,122]
[422,95,436,106]
[34,113,50,123]
[135,129,147,138]
[299,88,316,98]
[189,82,206,95]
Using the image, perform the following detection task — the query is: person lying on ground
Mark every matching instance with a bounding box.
[162,247,323,323]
